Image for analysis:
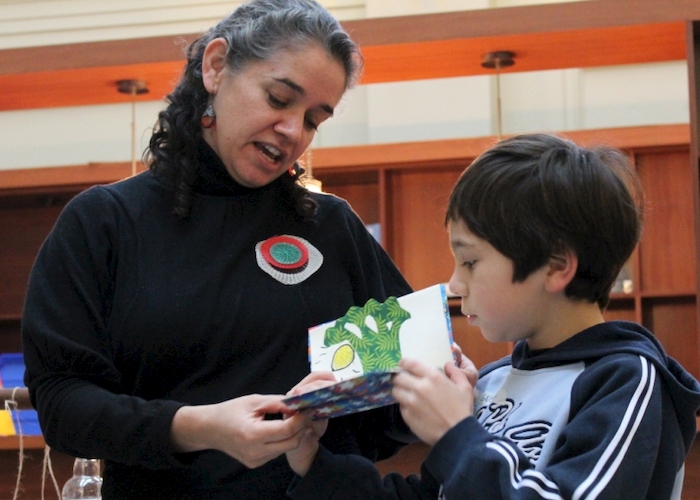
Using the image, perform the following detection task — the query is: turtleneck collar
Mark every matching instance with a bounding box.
[192,139,285,196]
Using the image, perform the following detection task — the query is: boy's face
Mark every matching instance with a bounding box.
[447,219,554,349]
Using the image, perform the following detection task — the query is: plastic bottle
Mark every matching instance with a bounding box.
[61,458,103,500]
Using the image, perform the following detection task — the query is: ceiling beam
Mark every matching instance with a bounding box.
[1,0,699,111]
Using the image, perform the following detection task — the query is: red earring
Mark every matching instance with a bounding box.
[201,97,216,128]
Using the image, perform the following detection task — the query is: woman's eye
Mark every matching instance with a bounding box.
[268,94,287,108]
[304,118,319,131]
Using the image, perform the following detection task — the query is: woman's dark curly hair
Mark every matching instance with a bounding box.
[145,0,363,219]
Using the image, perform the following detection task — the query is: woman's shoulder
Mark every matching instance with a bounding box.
[67,171,164,214]
[312,191,352,210]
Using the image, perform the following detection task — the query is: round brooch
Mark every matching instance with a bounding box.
[256,235,323,285]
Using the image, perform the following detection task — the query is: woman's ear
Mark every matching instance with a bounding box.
[545,248,578,293]
[201,38,229,94]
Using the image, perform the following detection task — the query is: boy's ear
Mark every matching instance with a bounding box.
[545,249,578,293]
[201,38,229,94]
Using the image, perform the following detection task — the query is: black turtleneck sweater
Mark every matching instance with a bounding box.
[21,144,413,499]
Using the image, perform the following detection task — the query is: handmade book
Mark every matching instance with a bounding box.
[283,284,454,419]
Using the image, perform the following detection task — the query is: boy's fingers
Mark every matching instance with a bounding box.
[397,357,432,377]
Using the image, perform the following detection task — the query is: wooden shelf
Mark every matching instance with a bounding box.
[640,290,698,298]
[0,125,690,192]
[0,435,44,451]
[609,294,636,302]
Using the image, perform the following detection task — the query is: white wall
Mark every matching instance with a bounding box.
[0,0,690,170]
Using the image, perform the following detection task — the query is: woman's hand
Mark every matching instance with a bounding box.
[170,394,309,468]
[392,358,475,446]
[287,371,337,396]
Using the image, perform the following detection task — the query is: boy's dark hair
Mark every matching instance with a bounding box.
[445,133,644,309]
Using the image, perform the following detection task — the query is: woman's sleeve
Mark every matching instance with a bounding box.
[21,187,185,468]
[425,354,683,499]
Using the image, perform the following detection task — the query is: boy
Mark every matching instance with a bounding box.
[284,133,700,499]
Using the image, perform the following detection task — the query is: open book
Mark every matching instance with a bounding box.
[283,284,455,419]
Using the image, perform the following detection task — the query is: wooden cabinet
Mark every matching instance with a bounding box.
[2,125,693,378]
[602,147,698,376]
[312,127,700,492]
[310,125,698,378]
[0,124,696,494]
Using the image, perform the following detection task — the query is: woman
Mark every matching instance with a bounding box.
[21,1,413,498]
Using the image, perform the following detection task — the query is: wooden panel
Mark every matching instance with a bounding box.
[684,438,700,500]
[0,203,66,317]
[642,297,698,378]
[0,163,141,193]
[318,170,380,225]
[0,320,22,354]
[637,149,696,294]
[689,20,700,364]
[360,22,687,84]
[0,447,74,499]
[313,124,691,171]
[385,166,464,290]
[0,125,689,192]
[603,299,638,323]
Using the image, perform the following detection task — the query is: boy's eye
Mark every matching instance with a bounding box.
[463,260,476,270]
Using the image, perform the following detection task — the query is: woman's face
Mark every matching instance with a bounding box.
[201,40,346,188]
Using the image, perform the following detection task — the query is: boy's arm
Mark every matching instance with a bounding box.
[424,354,682,499]
[287,444,440,500]
[286,357,474,499]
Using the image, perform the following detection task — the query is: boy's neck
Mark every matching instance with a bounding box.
[526,298,605,351]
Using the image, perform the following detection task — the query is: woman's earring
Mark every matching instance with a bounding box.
[201,96,216,128]
[288,162,306,177]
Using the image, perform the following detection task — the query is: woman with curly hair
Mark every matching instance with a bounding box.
[21,1,413,498]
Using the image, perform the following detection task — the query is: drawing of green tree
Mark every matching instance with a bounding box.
[323,296,411,373]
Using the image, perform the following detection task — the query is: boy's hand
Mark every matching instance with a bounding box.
[452,343,479,386]
[285,412,328,477]
[392,358,474,446]
[283,372,335,476]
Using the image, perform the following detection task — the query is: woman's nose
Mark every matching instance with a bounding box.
[274,112,305,143]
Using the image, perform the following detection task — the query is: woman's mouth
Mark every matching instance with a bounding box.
[256,143,282,163]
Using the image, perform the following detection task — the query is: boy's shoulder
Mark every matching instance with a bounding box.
[479,356,512,377]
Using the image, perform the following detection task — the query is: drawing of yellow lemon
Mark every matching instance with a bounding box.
[331,344,355,371]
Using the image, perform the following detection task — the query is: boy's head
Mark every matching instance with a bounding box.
[445,133,644,309]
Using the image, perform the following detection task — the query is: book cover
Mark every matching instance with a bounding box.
[283,284,454,419]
